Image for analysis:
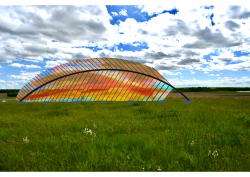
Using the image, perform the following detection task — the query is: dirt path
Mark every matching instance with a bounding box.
[167,92,250,98]
[1,92,250,102]
[0,98,16,101]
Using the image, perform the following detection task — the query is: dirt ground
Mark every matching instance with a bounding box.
[1,92,250,102]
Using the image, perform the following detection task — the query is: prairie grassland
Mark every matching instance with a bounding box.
[0,97,250,171]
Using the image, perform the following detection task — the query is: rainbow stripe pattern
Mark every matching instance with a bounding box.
[16,57,173,102]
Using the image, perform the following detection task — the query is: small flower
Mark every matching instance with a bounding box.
[93,124,97,128]
[190,140,194,146]
[142,166,145,171]
[94,133,96,137]
[23,136,30,143]
[208,150,211,156]
[158,166,161,171]
[212,149,218,158]
[127,156,130,159]
[84,127,93,135]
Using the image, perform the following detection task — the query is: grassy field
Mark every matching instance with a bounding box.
[0,96,250,172]
[0,93,16,100]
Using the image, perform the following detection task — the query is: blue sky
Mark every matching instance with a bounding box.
[0,2,250,89]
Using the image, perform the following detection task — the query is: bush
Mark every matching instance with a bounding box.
[7,92,19,97]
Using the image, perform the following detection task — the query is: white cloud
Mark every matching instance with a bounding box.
[111,12,118,16]
[9,63,41,69]
[159,70,182,76]
[0,65,2,68]
[0,79,5,83]
[6,81,19,89]
[9,71,41,83]
[119,9,128,16]
[9,63,24,68]
[169,75,250,87]
[191,70,195,74]
[0,5,250,88]
[44,59,68,68]
[216,74,220,76]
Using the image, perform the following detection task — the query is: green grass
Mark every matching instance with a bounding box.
[0,97,250,171]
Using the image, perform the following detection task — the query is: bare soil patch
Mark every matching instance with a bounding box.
[1,92,250,102]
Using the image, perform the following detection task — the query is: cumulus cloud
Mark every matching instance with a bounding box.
[227,5,250,19]
[9,63,41,69]
[224,20,240,32]
[169,76,250,87]
[8,71,41,83]
[159,70,182,76]
[119,9,128,16]
[111,12,118,16]
[0,5,250,88]
[44,59,68,68]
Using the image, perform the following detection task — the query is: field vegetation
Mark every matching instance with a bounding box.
[0,95,250,171]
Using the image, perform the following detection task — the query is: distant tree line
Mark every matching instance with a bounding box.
[1,87,250,97]
[0,89,20,97]
[171,87,250,93]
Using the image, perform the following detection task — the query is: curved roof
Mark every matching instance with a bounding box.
[16,57,174,102]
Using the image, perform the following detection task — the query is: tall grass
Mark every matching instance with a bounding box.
[0,97,250,171]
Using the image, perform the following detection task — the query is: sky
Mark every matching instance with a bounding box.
[0,1,250,89]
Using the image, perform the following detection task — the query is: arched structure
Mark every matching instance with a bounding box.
[16,57,193,104]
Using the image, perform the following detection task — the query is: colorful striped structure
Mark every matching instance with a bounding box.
[16,58,193,104]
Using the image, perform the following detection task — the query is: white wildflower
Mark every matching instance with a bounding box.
[190,140,194,146]
[158,166,161,171]
[127,156,130,159]
[84,128,92,135]
[212,149,218,158]
[142,166,145,171]
[93,124,97,128]
[208,150,211,156]
[23,136,30,143]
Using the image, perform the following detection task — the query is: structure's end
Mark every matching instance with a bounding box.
[182,100,194,104]
[126,100,135,104]
[43,101,50,104]
[158,100,167,104]
[18,101,25,104]
[101,101,108,103]
[71,101,78,104]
